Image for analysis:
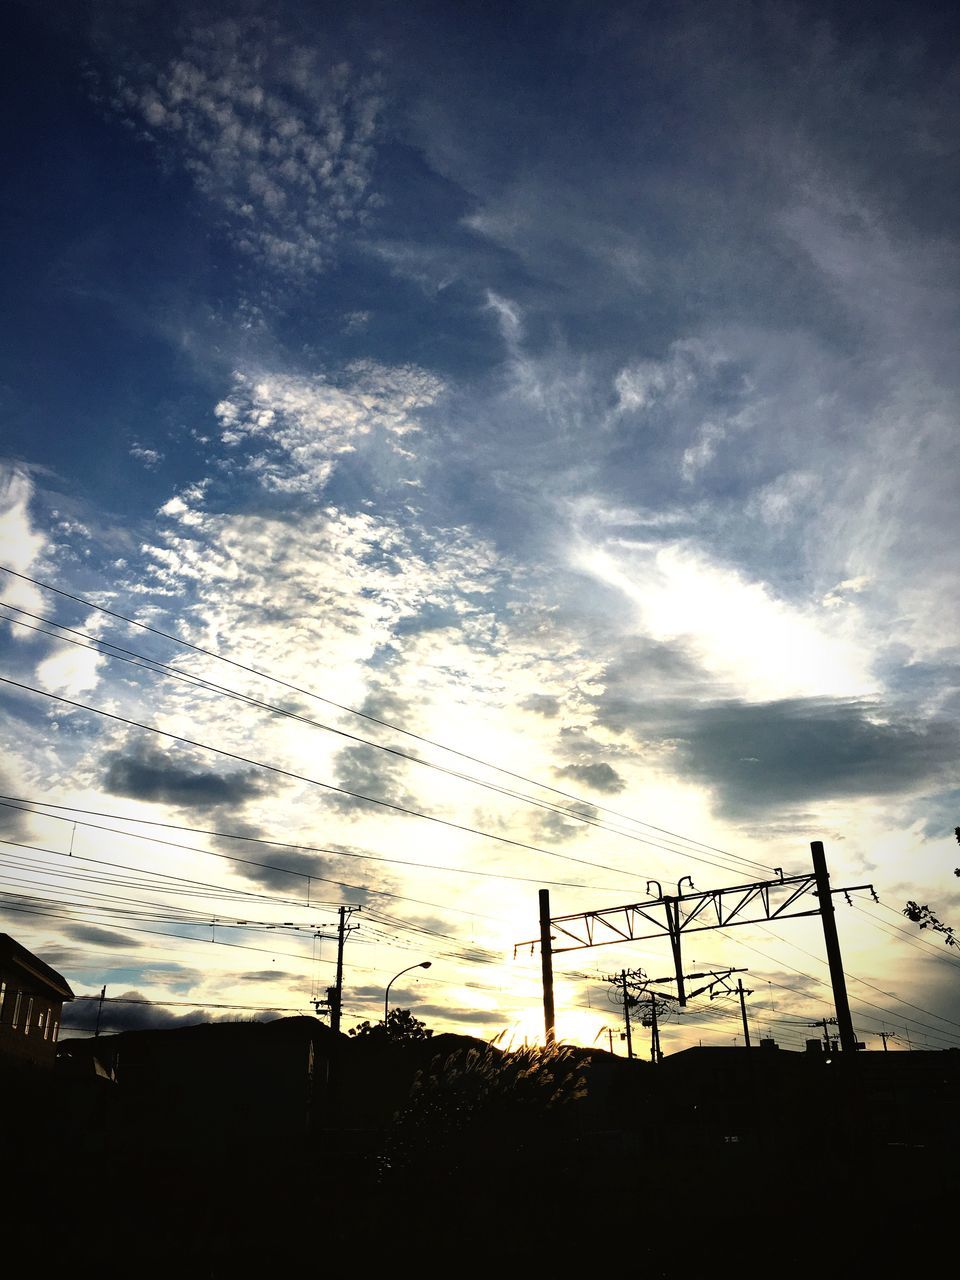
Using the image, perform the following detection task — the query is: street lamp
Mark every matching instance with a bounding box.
[384,961,432,1023]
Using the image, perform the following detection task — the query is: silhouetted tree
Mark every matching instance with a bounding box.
[902,827,960,948]
[903,900,958,946]
[347,1007,433,1042]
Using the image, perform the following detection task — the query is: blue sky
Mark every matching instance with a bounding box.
[2,0,959,1051]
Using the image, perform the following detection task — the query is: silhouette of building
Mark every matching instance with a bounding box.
[0,934,74,1069]
[59,1015,333,1149]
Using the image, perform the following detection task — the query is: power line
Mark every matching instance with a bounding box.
[0,833,507,975]
[0,812,510,922]
[0,795,632,897]
[0,563,773,875]
[729,932,960,1048]
[0,675,651,883]
[0,603,771,879]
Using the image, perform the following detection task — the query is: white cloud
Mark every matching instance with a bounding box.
[214,362,444,494]
[130,445,163,468]
[0,465,48,621]
[112,21,382,275]
[35,644,105,699]
[573,538,874,702]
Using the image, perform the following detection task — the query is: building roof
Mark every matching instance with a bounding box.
[0,934,74,1001]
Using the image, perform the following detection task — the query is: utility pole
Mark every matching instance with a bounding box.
[620,970,634,1060]
[878,1031,898,1052]
[810,1016,838,1051]
[94,985,106,1037]
[810,841,857,1055]
[328,905,359,1036]
[539,889,556,1046]
[647,993,662,1064]
[737,978,751,1049]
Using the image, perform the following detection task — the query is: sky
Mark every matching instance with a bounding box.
[1,0,959,1056]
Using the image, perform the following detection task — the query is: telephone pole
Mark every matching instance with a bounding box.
[329,905,359,1036]
[313,905,360,1032]
[737,978,752,1049]
[620,970,634,1059]
[539,889,556,1046]
[94,985,106,1037]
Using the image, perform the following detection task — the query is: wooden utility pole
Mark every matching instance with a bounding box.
[539,889,556,1045]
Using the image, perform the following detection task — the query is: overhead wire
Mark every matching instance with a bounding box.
[0,564,774,876]
[0,674,658,883]
[0,602,772,880]
[0,795,633,897]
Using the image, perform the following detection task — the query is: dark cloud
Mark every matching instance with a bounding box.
[102,745,266,811]
[531,801,600,844]
[327,741,416,817]
[555,762,626,795]
[0,786,30,841]
[393,603,462,636]
[910,788,960,843]
[602,639,707,694]
[61,990,280,1034]
[238,970,302,984]
[62,924,136,950]
[413,1003,499,1027]
[522,694,561,718]
[594,695,959,819]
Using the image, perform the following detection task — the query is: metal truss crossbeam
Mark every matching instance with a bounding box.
[541,872,835,954]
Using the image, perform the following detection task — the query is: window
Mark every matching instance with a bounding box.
[24,996,34,1035]
[11,990,22,1030]
[0,980,6,1019]
[51,1019,59,1043]
[39,1007,47,1038]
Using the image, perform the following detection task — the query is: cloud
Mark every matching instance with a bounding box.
[213,361,443,496]
[61,989,279,1034]
[522,694,561,718]
[0,465,48,618]
[102,744,267,811]
[130,445,164,469]
[592,695,959,820]
[35,643,105,698]
[62,924,137,950]
[109,18,382,276]
[555,762,626,794]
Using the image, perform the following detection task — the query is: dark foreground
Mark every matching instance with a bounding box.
[5,1034,957,1274]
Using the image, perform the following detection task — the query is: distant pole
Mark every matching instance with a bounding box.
[737,978,751,1049]
[649,994,661,1064]
[539,889,556,1046]
[94,985,106,1037]
[811,841,857,1054]
[621,970,634,1060]
[330,906,346,1036]
[607,1027,614,1054]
